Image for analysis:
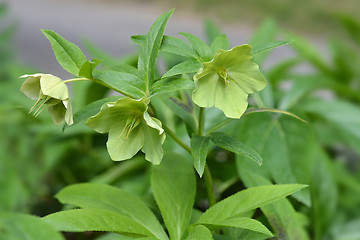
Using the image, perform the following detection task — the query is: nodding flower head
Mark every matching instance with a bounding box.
[20,73,73,126]
[85,97,165,164]
[192,45,267,118]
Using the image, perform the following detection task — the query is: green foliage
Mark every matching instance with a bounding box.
[4,7,360,240]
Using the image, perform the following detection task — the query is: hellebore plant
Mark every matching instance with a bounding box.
[17,9,307,240]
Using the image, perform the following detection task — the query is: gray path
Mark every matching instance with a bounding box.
[7,0,317,78]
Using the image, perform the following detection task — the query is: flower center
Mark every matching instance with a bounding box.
[29,92,59,117]
[217,67,230,88]
[119,116,141,140]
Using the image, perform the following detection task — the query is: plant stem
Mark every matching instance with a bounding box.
[198,107,205,136]
[162,124,191,154]
[197,107,216,207]
[63,78,90,83]
[207,119,233,135]
[204,165,216,207]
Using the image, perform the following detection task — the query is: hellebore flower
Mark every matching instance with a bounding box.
[192,45,266,118]
[85,97,165,164]
[20,73,73,126]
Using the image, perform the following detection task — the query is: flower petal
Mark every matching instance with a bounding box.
[192,71,219,108]
[20,75,41,100]
[214,80,249,118]
[140,119,166,165]
[143,112,164,134]
[47,101,66,126]
[86,98,146,133]
[228,60,266,94]
[39,74,68,100]
[63,99,74,126]
[107,121,144,161]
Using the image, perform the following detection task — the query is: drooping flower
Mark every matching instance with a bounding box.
[20,73,73,126]
[192,44,267,118]
[85,97,165,164]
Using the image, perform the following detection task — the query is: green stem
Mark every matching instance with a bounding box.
[207,119,233,135]
[197,107,216,207]
[204,165,216,207]
[198,107,205,136]
[63,77,90,83]
[162,124,191,154]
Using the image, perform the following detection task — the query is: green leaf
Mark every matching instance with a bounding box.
[132,35,198,59]
[93,70,146,98]
[236,171,309,240]
[179,32,213,61]
[210,34,229,53]
[191,135,211,177]
[0,212,64,240]
[204,19,222,44]
[197,217,272,236]
[151,153,196,240]
[43,209,153,237]
[162,59,202,79]
[79,58,102,79]
[249,19,277,64]
[138,9,173,93]
[252,40,292,55]
[42,29,87,76]
[302,99,360,155]
[162,97,197,134]
[210,132,262,166]
[337,14,360,46]
[197,184,306,223]
[150,78,194,97]
[70,96,121,127]
[161,36,199,59]
[55,183,168,240]
[185,225,213,240]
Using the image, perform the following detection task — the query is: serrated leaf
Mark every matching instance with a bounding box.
[197,217,272,236]
[0,212,65,240]
[138,9,173,93]
[79,58,102,79]
[132,35,198,59]
[185,225,213,240]
[151,153,196,240]
[210,34,229,53]
[161,59,202,79]
[210,132,262,166]
[55,183,168,240]
[93,70,146,98]
[191,135,211,177]
[161,36,199,59]
[150,78,194,97]
[197,184,307,224]
[236,171,310,240]
[42,30,87,76]
[43,209,153,237]
[179,32,213,62]
[252,40,292,55]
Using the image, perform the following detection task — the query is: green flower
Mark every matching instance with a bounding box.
[86,97,165,164]
[192,45,266,118]
[20,73,73,126]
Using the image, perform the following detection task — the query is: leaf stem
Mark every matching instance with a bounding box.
[63,77,90,83]
[198,107,205,136]
[197,107,216,207]
[204,165,216,207]
[162,124,192,154]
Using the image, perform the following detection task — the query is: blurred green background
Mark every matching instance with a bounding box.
[1,0,360,239]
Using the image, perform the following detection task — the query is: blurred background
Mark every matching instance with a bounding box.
[1,0,360,239]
